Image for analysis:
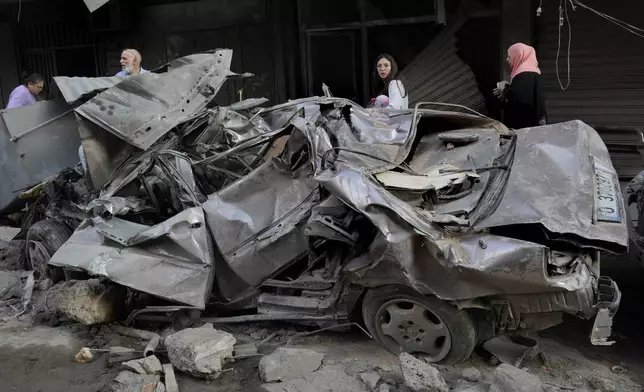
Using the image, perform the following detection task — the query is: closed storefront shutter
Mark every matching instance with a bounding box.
[401,17,487,114]
[536,0,644,178]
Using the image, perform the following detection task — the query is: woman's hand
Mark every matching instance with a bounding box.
[493,81,510,98]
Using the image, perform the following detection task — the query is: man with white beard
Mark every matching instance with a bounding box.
[116,49,147,77]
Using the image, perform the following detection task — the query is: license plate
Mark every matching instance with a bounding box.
[594,162,622,223]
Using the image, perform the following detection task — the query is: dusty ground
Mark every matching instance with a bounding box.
[0,250,644,392]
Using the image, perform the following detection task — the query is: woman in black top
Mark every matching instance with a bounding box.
[494,43,547,129]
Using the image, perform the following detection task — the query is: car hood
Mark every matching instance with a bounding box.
[477,120,628,253]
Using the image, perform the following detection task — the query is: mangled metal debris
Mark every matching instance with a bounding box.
[37,49,627,363]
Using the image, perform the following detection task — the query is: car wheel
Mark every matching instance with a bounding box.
[25,220,72,281]
[362,285,477,364]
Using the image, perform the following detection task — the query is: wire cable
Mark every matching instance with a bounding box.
[555,0,572,91]
[17,0,22,22]
[571,0,644,39]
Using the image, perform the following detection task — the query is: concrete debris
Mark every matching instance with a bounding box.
[360,372,381,389]
[164,327,236,379]
[259,347,324,383]
[489,364,543,392]
[0,240,24,271]
[452,382,490,392]
[462,367,483,383]
[122,355,163,375]
[379,384,392,392]
[74,347,95,363]
[103,371,165,392]
[399,353,448,392]
[588,375,617,392]
[163,364,179,392]
[0,227,20,242]
[260,364,369,392]
[0,271,22,301]
[54,279,127,325]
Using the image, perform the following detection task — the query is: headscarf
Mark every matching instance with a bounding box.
[508,43,541,81]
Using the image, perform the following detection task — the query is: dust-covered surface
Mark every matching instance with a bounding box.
[0,317,641,392]
[0,239,25,271]
[1,247,644,392]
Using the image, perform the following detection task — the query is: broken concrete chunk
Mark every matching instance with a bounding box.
[588,375,617,392]
[399,352,448,392]
[360,372,381,389]
[0,271,22,300]
[164,327,236,379]
[54,279,127,325]
[260,365,369,392]
[162,364,179,392]
[462,367,482,383]
[259,348,324,382]
[103,371,164,392]
[379,384,391,392]
[122,355,163,375]
[488,364,543,392]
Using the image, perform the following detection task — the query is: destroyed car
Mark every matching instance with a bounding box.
[37,50,625,364]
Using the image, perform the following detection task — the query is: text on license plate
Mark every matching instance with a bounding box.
[594,166,621,223]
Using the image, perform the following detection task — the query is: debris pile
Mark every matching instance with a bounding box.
[259,348,324,382]
[164,325,236,379]
[54,279,127,325]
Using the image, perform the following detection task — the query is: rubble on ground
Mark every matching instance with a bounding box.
[461,367,482,383]
[488,364,544,392]
[0,240,24,271]
[360,371,382,389]
[0,270,22,300]
[260,364,370,392]
[122,355,163,375]
[399,353,449,392]
[259,347,324,382]
[164,326,236,379]
[162,364,179,392]
[102,371,165,392]
[54,279,127,325]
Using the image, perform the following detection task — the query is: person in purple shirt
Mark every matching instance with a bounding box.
[6,73,44,109]
[116,49,147,77]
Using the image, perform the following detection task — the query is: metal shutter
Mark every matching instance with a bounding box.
[401,17,487,114]
[536,0,644,179]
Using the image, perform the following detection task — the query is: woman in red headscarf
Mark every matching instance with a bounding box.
[494,43,547,129]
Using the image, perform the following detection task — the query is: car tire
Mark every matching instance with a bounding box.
[25,220,72,282]
[362,285,477,364]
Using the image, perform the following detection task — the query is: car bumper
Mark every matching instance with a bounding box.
[496,276,621,346]
[590,277,621,346]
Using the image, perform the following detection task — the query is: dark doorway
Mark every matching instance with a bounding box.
[307,31,360,101]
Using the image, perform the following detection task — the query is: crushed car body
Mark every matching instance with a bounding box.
[43,49,626,362]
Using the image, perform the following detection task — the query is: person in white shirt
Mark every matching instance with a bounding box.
[371,53,408,110]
